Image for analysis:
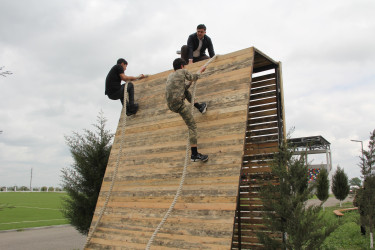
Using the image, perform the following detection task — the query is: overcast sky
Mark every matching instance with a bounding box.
[1,0,374,188]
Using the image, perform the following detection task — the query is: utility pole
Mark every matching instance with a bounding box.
[351,139,364,160]
[351,139,364,155]
[351,139,365,175]
[30,168,33,192]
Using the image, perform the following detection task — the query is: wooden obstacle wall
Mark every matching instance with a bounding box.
[232,52,285,249]
[87,47,285,249]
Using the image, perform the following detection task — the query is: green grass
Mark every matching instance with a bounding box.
[321,202,372,250]
[0,192,69,231]
[0,193,373,249]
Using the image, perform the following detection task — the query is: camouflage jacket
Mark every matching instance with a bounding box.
[165,69,200,112]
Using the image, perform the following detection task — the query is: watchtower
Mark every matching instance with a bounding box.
[288,136,332,183]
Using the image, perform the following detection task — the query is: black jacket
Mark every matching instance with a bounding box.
[105,64,124,95]
[187,33,215,59]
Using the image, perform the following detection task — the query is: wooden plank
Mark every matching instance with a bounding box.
[244,146,278,155]
[248,116,278,125]
[250,97,277,106]
[252,77,276,86]
[242,167,272,174]
[237,49,281,248]
[252,73,276,83]
[250,90,277,101]
[243,154,274,162]
[232,233,281,241]
[89,227,232,249]
[245,141,279,149]
[253,56,273,69]
[87,47,255,249]
[277,62,287,141]
[247,135,279,144]
[88,47,284,250]
[249,103,277,113]
[251,81,276,92]
[249,109,278,119]
[246,127,279,136]
[131,47,253,83]
[248,121,278,131]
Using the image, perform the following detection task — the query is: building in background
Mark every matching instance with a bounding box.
[288,136,332,183]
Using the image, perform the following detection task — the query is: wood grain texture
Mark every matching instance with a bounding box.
[233,49,284,249]
[86,48,256,249]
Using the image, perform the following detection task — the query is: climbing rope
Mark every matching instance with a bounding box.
[145,55,217,250]
[83,82,129,249]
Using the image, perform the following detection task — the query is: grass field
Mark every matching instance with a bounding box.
[0,193,373,249]
[321,202,372,250]
[0,192,69,231]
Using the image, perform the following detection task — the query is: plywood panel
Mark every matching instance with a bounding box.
[86,48,255,249]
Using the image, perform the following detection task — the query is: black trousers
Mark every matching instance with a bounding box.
[181,45,210,63]
[107,82,135,108]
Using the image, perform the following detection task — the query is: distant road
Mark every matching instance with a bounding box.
[306,196,354,207]
[0,225,86,250]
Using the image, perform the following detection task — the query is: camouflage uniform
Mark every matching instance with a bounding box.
[166,69,200,145]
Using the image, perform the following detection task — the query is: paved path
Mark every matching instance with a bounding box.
[306,195,354,207]
[0,225,86,250]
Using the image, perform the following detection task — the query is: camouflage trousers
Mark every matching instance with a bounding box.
[169,102,197,145]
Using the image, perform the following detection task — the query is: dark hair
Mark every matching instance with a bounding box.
[197,24,206,30]
[173,58,186,70]
[117,58,128,65]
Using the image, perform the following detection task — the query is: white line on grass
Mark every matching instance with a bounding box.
[0,219,66,225]
[15,206,60,210]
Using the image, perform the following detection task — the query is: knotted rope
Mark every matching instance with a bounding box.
[145,55,217,250]
[83,82,129,249]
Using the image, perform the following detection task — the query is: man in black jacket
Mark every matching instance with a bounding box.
[181,24,215,64]
[105,58,146,116]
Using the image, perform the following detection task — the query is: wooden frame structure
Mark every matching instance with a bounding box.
[288,136,332,172]
[232,49,285,249]
[87,47,285,249]
[288,136,332,184]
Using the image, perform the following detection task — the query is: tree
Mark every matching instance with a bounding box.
[349,177,362,188]
[19,186,29,191]
[258,142,337,249]
[61,112,113,235]
[361,175,375,248]
[356,129,375,248]
[331,166,350,207]
[316,168,329,210]
[360,129,375,177]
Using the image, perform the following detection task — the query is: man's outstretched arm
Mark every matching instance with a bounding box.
[120,73,147,82]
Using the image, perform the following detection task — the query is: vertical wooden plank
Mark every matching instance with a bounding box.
[234,49,283,249]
